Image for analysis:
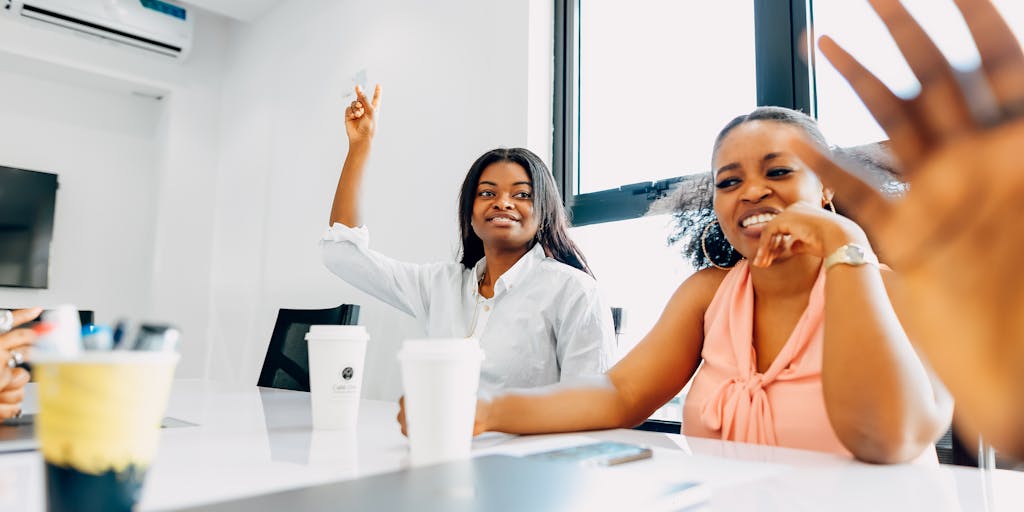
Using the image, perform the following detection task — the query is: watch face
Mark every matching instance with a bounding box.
[843,244,866,262]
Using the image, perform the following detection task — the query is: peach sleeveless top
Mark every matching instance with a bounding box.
[682,260,850,455]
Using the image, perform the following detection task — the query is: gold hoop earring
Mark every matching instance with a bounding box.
[701,220,735,270]
[825,198,837,214]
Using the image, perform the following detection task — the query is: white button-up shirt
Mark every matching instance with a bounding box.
[321,224,615,393]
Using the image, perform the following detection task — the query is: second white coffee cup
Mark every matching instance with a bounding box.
[398,338,485,467]
[306,325,369,430]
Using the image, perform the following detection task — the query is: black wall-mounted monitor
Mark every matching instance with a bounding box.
[0,166,57,289]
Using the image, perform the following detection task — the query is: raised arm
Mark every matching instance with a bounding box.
[329,84,382,227]
[788,0,1024,457]
[464,270,719,435]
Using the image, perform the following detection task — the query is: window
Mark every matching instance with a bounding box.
[814,0,1024,147]
[556,0,812,226]
[570,214,693,358]
[576,1,757,195]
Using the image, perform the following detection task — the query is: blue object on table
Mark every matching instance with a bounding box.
[132,324,180,352]
[81,325,114,351]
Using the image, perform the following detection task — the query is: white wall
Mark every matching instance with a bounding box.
[0,64,161,323]
[208,0,552,399]
[0,1,551,396]
[0,9,229,378]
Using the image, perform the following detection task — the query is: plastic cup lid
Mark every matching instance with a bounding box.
[32,351,180,365]
[305,325,369,341]
[397,338,485,360]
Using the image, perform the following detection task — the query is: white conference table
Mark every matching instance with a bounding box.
[3,379,1024,511]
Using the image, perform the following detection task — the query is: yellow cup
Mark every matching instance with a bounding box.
[33,352,179,512]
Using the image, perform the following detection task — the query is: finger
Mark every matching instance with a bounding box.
[397,396,408,437]
[953,0,1024,106]
[355,86,374,116]
[768,233,789,266]
[370,84,382,111]
[0,328,35,352]
[7,368,28,388]
[0,366,12,390]
[0,388,24,405]
[761,234,783,267]
[818,36,927,168]
[0,404,21,420]
[10,308,42,328]
[774,233,793,256]
[789,134,894,233]
[753,227,779,267]
[781,234,798,257]
[867,0,975,139]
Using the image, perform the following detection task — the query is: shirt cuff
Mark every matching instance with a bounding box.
[321,223,371,247]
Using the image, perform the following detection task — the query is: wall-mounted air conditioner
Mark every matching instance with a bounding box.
[4,0,194,60]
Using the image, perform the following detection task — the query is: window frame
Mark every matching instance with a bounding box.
[554,0,817,226]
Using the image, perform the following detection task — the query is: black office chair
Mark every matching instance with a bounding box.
[78,310,95,326]
[939,420,1022,470]
[257,305,360,392]
[610,307,626,347]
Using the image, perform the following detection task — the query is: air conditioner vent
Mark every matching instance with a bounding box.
[10,0,193,60]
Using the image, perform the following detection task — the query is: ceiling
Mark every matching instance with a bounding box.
[182,0,281,23]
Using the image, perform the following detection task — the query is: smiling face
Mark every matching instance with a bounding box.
[712,120,829,259]
[469,161,539,253]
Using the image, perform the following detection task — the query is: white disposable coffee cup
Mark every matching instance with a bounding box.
[397,338,485,467]
[305,325,369,430]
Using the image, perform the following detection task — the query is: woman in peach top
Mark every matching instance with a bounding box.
[408,107,954,463]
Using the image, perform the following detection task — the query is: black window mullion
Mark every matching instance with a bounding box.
[792,0,816,116]
[553,0,578,208]
[754,0,814,112]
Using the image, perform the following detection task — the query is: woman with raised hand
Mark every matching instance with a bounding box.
[0,308,42,419]
[442,107,951,464]
[322,85,614,393]
[787,0,1024,458]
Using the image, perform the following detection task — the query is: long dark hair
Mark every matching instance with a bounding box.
[457,148,593,276]
[664,107,902,270]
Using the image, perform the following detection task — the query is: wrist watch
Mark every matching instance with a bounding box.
[823,243,879,270]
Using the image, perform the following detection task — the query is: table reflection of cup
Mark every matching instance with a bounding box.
[33,352,179,512]
[307,429,358,475]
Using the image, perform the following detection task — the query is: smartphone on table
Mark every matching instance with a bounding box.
[525,441,653,467]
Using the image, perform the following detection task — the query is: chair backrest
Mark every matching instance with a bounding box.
[257,304,360,392]
[78,310,95,326]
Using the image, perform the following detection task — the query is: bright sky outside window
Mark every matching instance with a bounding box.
[577,1,757,194]
[814,0,1024,147]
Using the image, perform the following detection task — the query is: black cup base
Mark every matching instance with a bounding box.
[45,462,146,512]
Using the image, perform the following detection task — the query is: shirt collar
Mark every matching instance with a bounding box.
[473,243,547,297]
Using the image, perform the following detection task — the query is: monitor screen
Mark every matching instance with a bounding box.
[0,166,57,289]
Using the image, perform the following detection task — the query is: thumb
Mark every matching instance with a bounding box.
[788,134,891,230]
